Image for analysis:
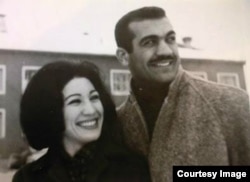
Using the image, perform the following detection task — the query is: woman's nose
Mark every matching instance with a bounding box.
[81,101,95,115]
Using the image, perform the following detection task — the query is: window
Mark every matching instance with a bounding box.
[0,14,6,32]
[0,109,6,138]
[110,69,131,96]
[0,65,6,94]
[189,71,208,80]
[22,66,41,92]
[217,72,240,88]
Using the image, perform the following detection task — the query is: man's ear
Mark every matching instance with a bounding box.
[116,47,129,66]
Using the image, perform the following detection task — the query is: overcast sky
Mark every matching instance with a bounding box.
[0,0,250,92]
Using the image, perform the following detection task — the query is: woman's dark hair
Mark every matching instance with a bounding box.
[21,61,118,150]
[115,6,166,53]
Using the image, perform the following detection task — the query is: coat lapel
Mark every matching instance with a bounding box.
[119,94,150,156]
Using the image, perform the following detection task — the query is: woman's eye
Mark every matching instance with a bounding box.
[90,94,100,101]
[68,99,81,105]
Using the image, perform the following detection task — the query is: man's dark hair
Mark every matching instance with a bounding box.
[20,60,118,150]
[115,6,166,53]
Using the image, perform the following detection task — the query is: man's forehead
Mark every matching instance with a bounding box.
[128,17,174,38]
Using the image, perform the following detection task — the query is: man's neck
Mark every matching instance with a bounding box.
[132,79,170,101]
[131,79,170,139]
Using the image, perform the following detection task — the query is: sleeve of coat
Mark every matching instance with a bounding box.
[218,88,250,165]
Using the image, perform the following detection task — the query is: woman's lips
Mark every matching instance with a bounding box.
[76,119,98,129]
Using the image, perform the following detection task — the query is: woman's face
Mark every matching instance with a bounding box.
[62,77,104,151]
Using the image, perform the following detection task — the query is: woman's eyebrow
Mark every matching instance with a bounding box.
[64,93,81,101]
[90,90,97,94]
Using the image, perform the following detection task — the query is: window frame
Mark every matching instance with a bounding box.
[0,14,6,32]
[217,72,240,88]
[22,66,41,92]
[0,108,6,139]
[110,69,131,96]
[0,65,6,95]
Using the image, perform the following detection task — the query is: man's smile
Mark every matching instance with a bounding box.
[148,59,174,67]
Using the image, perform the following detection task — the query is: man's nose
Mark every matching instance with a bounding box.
[156,41,173,56]
[81,101,95,115]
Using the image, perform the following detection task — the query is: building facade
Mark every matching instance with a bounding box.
[0,49,246,157]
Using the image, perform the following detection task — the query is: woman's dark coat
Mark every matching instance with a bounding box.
[12,144,151,182]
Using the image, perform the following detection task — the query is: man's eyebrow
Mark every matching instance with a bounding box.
[64,94,80,101]
[140,30,176,44]
[139,35,158,45]
[167,30,176,37]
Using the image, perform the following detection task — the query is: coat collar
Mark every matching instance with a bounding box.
[29,147,109,182]
[127,67,185,104]
[118,67,186,156]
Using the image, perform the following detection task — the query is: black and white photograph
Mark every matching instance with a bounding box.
[0,0,250,181]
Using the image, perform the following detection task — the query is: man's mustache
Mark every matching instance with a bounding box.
[150,55,176,62]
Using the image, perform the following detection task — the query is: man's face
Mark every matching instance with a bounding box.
[127,17,180,85]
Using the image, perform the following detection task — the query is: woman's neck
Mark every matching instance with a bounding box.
[63,137,84,157]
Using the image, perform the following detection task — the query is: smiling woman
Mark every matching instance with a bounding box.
[12,61,150,182]
[62,77,104,157]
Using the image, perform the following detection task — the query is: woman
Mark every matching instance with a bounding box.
[13,61,150,182]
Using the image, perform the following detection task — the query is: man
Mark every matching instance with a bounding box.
[114,6,250,182]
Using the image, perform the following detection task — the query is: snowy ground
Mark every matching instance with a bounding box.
[0,171,15,182]
[0,158,16,182]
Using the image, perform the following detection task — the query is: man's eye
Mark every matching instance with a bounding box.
[68,99,81,105]
[166,36,176,44]
[141,39,156,47]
